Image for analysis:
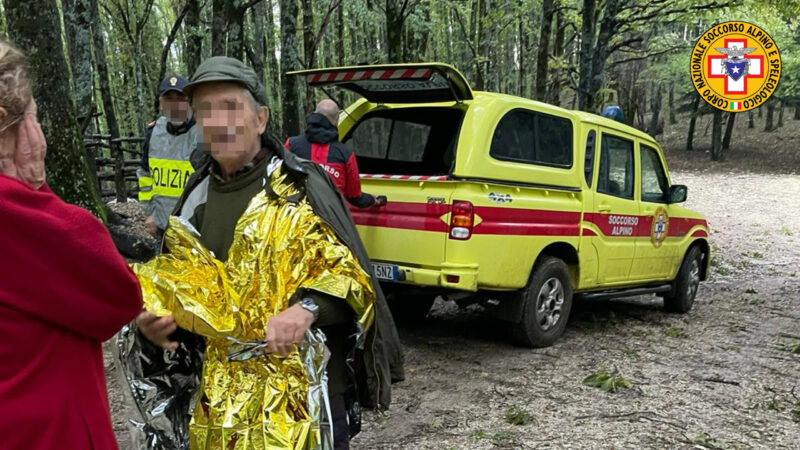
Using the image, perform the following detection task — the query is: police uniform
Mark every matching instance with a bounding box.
[137,76,198,232]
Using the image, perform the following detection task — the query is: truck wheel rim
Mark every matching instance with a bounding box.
[536,277,564,331]
[687,259,700,299]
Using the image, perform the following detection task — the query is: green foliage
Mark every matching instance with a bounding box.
[469,429,516,445]
[665,327,686,338]
[583,367,632,393]
[693,433,732,450]
[778,340,800,354]
[504,405,535,426]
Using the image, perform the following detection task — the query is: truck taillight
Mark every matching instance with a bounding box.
[449,200,474,240]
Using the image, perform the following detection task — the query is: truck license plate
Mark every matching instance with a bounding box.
[373,263,397,281]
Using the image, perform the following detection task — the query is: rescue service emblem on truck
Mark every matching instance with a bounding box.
[651,207,669,248]
[690,21,781,112]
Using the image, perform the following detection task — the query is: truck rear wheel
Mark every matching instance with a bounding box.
[663,246,703,313]
[511,256,573,348]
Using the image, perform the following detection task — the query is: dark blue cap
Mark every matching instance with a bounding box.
[159,75,189,96]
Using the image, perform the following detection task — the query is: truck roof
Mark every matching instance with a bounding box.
[472,91,659,146]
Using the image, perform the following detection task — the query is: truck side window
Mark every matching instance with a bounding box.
[598,134,634,199]
[490,109,572,168]
[640,144,669,203]
[584,130,596,187]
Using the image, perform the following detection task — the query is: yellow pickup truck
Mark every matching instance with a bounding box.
[291,63,710,347]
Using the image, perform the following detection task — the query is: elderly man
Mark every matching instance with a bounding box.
[137,75,198,238]
[120,57,403,450]
[286,99,382,208]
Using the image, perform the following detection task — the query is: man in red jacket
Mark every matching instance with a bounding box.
[0,39,143,450]
[285,99,384,208]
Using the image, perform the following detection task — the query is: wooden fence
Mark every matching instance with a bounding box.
[85,134,144,203]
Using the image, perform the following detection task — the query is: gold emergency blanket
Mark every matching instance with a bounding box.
[132,161,375,449]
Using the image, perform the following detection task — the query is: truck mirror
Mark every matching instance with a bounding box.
[668,185,687,203]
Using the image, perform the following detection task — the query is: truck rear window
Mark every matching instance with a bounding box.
[489,109,573,168]
[343,107,464,175]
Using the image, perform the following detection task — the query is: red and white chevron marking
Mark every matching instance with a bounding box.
[307,68,433,84]
[360,174,449,181]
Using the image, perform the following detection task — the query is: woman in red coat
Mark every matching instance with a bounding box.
[0,40,143,449]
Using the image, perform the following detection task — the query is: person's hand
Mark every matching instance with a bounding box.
[0,114,46,189]
[265,304,314,356]
[374,195,387,207]
[144,216,158,237]
[136,311,179,351]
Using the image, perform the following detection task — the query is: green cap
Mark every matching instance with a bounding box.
[184,56,268,105]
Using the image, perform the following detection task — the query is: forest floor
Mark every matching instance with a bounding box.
[104,112,800,449]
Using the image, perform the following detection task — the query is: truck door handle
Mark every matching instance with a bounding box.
[598,204,612,213]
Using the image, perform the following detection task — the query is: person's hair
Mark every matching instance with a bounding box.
[315,100,339,124]
[0,39,32,134]
[243,88,265,112]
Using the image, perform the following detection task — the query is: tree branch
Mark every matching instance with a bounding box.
[107,1,135,46]
[240,0,265,10]
[608,44,685,68]
[622,1,737,26]
[136,0,157,32]
[609,37,644,54]
[156,2,191,85]
[401,0,425,20]
[309,0,345,60]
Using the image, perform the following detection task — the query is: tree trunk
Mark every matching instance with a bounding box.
[266,0,281,120]
[211,0,227,56]
[251,1,266,84]
[385,0,404,63]
[577,0,596,111]
[721,111,735,151]
[184,0,203,75]
[748,110,754,128]
[336,4,345,66]
[548,10,565,105]
[62,0,94,124]
[301,0,315,112]
[154,3,190,112]
[91,0,123,203]
[226,3,246,60]
[710,109,723,161]
[777,100,784,127]
[668,84,676,124]
[648,83,662,135]
[794,106,800,120]
[517,5,526,97]
[765,102,775,131]
[280,0,301,137]
[534,0,553,101]
[686,93,700,151]
[5,0,104,215]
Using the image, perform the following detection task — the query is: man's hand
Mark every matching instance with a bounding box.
[0,114,46,189]
[144,216,158,237]
[265,304,314,356]
[136,311,179,351]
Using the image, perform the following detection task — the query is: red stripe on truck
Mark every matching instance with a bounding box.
[350,202,708,239]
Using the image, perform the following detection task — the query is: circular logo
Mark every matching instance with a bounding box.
[651,208,669,248]
[690,21,781,113]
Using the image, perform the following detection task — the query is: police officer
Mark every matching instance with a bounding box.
[137,75,198,237]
